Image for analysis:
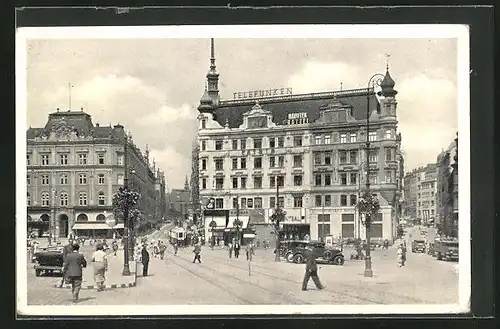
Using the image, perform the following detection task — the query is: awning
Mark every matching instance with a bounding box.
[113,223,124,229]
[243,233,255,238]
[206,216,227,229]
[72,222,112,230]
[227,216,249,229]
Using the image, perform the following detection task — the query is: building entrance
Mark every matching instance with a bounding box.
[58,214,69,238]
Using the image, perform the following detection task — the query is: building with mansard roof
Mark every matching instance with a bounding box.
[196,39,404,245]
[26,108,166,240]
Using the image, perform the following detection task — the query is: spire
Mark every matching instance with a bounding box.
[206,38,220,107]
[145,144,150,166]
[379,63,398,97]
[197,83,213,113]
[184,175,189,190]
[210,38,216,72]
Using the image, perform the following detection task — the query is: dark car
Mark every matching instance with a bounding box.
[411,240,426,253]
[290,240,345,265]
[283,241,310,262]
[33,246,64,276]
[434,239,459,261]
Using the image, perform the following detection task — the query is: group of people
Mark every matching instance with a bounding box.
[225,239,256,261]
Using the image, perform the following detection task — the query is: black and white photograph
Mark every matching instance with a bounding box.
[16,24,470,316]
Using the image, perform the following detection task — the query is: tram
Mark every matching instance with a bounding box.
[168,226,187,247]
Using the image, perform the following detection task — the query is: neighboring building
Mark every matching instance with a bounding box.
[436,134,458,237]
[403,163,437,225]
[26,109,164,240]
[403,171,418,220]
[154,166,167,225]
[196,39,403,243]
[167,177,191,218]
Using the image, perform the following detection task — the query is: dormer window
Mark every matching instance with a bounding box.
[201,119,206,129]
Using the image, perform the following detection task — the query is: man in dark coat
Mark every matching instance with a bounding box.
[192,243,201,263]
[59,239,74,288]
[141,245,150,276]
[302,245,325,291]
[62,244,87,302]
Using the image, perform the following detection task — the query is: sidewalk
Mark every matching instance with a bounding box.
[55,247,137,290]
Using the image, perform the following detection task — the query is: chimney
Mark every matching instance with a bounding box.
[96,123,100,127]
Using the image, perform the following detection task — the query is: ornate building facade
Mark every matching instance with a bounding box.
[196,39,404,243]
[436,134,458,237]
[26,109,165,240]
[403,163,437,225]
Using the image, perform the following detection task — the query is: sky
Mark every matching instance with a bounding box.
[25,37,458,190]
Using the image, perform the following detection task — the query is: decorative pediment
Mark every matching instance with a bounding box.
[241,101,276,130]
[316,97,356,124]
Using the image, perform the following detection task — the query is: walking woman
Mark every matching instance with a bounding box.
[92,243,108,291]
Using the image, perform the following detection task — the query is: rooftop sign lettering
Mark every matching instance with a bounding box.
[233,87,292,100]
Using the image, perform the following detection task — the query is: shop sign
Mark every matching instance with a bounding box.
[233,87,292,100]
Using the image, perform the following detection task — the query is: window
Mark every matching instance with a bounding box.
[269,176,276,188]
[27,154,31,166]
[254,197,262,209]
[385,129,392,139]
[278,197,284,208]
[315,135,322,145]
[293,136,302,147]
[293,196,303,208]
[241,198,247,209]
[41,175,49,185]
[232,177,238,188]
[117,174,124,185]
[247,198,253,208]
[369,150,378,163]
[418,202,421,207]
[269,137,275,148]
[98,192,105,206]
[27,175,30,185]
[369,173,378,184]
[385,171,393,183]
[341,214,355,238]
[27,193,31,206]
[278,156,285,167]
[431,191,435,197]
[277,176,284,187]
[98,174,105,184]
[241,139,246,150]
[269,156,275,168]
[97,153,105,165]
[41,192,50,206]
[215,177,224,189]
[241,177,247,189]
[324,135,331,144]
[202,178,207,189]
[202,159,207,170]
[41,154,50,166]
[339,150,347,164]
[350,173,357,185]
[241,158,246,169]
[254,176,262,188]
[431,209,434,216]
[350,133,357,143]
[233,198,239,209]
[201,140,206,151]
[77,214,88,222]
[201,119,206,129]
[340,195,348,206]
[78,153,87,165]
[270,197,276,208]
[215,140,223,150]
[324,174,331,186]
[294,175,302,186]
[278,137,284,147]
[232,139,238,150]
[293,155,302,167]
[215,198,224,209]
[324,195,332,207]
[369,131,377,141]
[215,158,224,171]
[315,195,322,207]
[59,154,68,165]
[340,133,347,143]
[318,222,331,241]
[253,138,262,149]
[79,192,87,206]
[350,194,357,206]
[79,173,87,184]
[232,158,238,169]
[349,150,357,164]
[117,154,124,165]
[324,152,332,165]
[431,200,435,207]
[340,173,347,185]
[254,157,262,169]
[96,214,106,222]
[385,148,393,161]
[314,153,322,165]
[315,174,322,186]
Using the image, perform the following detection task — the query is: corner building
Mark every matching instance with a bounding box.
[197,40,403,243]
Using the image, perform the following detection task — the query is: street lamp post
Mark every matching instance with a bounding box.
[122,134,131,276]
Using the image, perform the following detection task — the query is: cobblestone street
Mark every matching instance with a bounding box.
[26,239,459,305]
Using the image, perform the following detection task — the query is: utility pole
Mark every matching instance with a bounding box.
[122,133,131,276]
[274,180,280,262]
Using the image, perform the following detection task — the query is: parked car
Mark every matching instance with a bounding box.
[289,240,345,265]
[433,238,459,261]
[33,246,64,276]
[411,239,426,253]
[283,241,310,262]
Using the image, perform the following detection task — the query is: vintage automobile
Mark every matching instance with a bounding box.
[434,238,459,261]
[411,239,426,253]
[289,240,345,265]
[33,246,64,277]
[282,241,310,262]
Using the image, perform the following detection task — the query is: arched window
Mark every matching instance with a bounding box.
[27,215,32,222]
[40,214,50,222]
[76,213,88,222]
[41,192,50,206]
[98,191,106,206]
[27,192,31,206]
[60,192,69,206]
[60,174,68,185]
[96,214,106,222]
[79,192,87,206]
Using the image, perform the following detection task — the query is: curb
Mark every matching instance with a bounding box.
[55,277,136,290]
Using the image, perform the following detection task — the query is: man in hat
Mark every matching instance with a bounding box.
[59,239,74,288]
[302,244,325,291]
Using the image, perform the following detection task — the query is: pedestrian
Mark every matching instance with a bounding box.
[192,243,202,263]
[228,241,233,258]
[62,243,87,303]
[397,243,404,267]
[382,239,389,250]
[234,241,241,258]
[112,240,119,256]
[159,241,166,260]
[401,241,407,266]
[141,244,150,277]
[245,242,255,261]
[59,239,74,288]
[91,243,108,291]
[302,244,325,291]
[174,242,178,255]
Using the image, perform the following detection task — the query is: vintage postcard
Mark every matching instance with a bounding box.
[16,24,470,316]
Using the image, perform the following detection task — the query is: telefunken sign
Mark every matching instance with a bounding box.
[233,87,293,100]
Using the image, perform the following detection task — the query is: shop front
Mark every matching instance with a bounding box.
[72,222,114,239]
